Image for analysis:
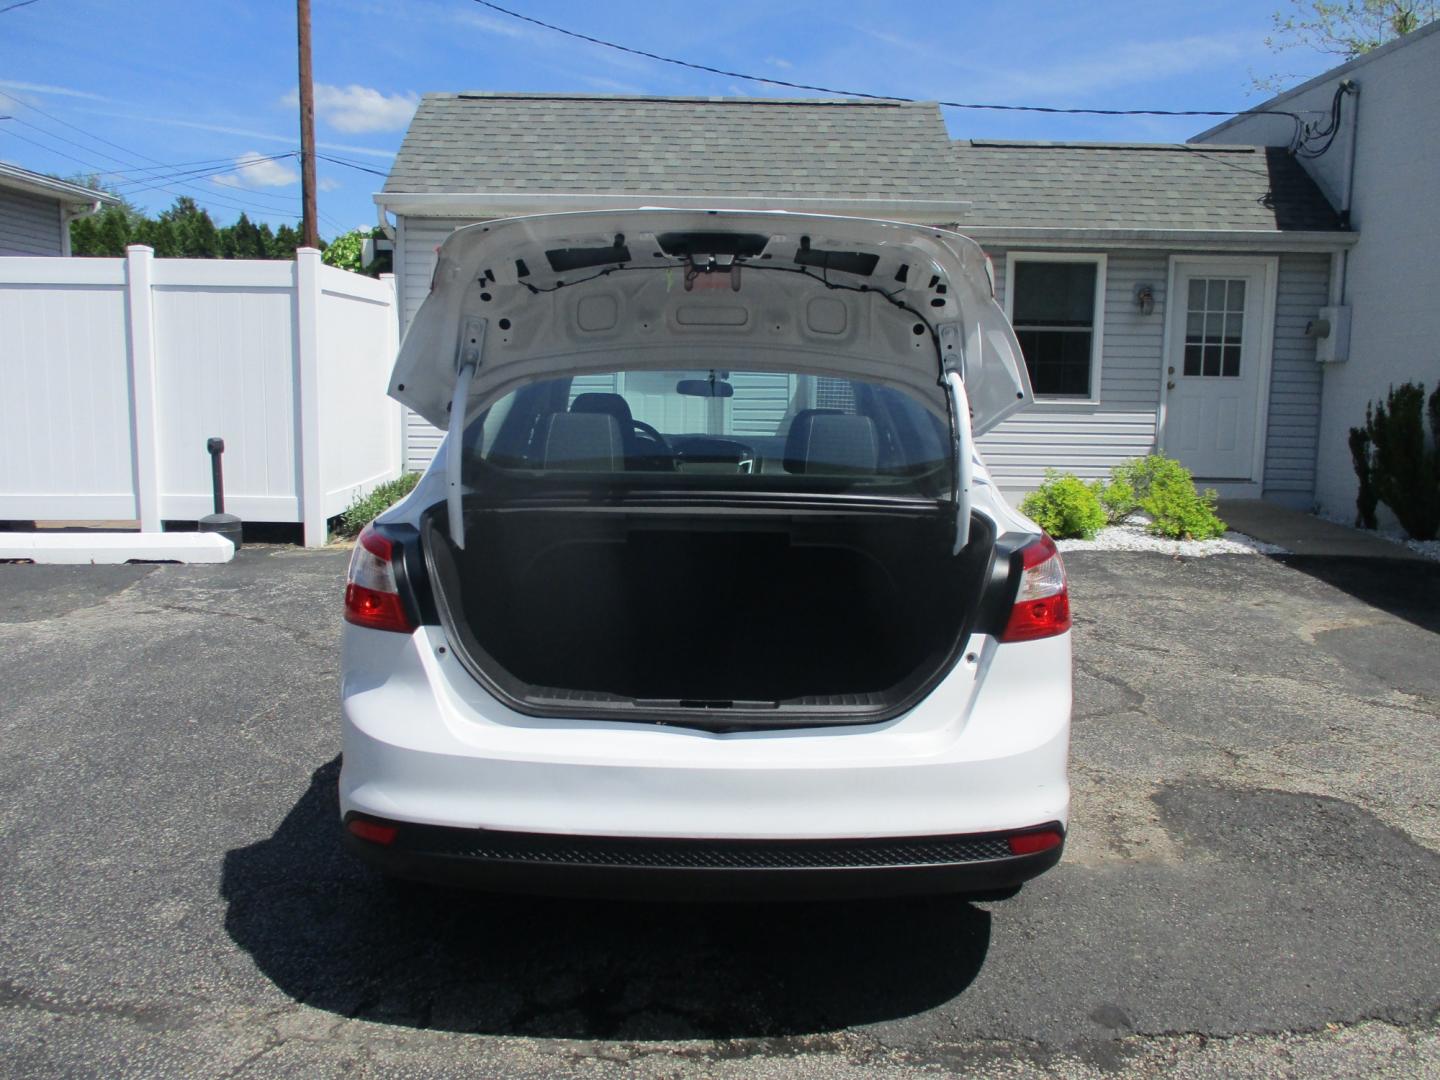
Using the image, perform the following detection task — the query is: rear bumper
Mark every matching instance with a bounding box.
[341,814,1065,900]
[341,625,1070,840]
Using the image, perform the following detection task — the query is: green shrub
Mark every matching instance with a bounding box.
[1020,471,1108,539]
[336,473,421,539]
[1347,425,1379,529]
[1356,383,1440,541]
[1114,455,1226,540]
[1094,474,1138,525]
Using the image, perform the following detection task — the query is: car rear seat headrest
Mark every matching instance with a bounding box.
[539,412,623,471]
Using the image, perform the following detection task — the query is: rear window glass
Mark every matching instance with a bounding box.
[462,368,950,497]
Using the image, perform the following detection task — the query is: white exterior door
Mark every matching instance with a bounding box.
[1162,259,1275,482]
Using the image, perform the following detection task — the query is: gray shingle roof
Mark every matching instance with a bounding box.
[384,95,1343,234]
[384,93,963,200]
[952,140,1340,232]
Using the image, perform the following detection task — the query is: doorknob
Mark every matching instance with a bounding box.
[1167,380,1176,390]
[1167,366,1175,375]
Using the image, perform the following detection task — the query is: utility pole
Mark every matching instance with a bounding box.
[296,0,319,249]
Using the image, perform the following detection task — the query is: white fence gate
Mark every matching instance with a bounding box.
[0,246,401,546]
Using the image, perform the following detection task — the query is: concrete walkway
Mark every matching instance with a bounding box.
[1219,499,1426,559]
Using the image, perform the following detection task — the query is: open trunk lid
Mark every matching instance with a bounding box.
[388,209,1031,548]
[390,209,1030,434]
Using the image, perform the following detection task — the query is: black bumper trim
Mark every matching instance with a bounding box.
[342,814,1064,900]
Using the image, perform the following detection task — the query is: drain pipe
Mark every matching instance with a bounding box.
[198,437,243,550]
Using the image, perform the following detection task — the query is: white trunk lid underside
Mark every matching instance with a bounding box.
[389,209,1031,436]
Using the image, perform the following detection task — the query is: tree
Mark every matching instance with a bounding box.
[67,184,320,260]
[1259,1,1438,88]
[321,227,389,277]
[1272,0,1435,56]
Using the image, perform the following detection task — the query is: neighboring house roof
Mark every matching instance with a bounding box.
[0,161,120,208]
[951,140,1341,233]
[380,93,969,219]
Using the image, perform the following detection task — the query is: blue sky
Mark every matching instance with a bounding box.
[1,0,1342,238]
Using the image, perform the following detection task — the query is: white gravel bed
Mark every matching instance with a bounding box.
[1316,512,1440,562]
[1401,538,1440,560]
[1055,522,1288,557]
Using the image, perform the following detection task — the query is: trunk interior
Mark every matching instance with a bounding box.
[423,504,997,725]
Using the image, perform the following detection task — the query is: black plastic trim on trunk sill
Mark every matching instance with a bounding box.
[420,500,1032,733]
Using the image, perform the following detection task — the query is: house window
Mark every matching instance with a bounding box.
[1184,278,1245,377]
[1006,254,1106,400]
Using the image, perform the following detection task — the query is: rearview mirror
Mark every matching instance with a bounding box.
[676,378,734,398]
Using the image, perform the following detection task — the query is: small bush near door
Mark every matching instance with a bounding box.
[1020,456,1226,541]
[1020,472,1108,540]
[337,473,421,539]
[1113,456,1227,540]
[1349,383,1440,541]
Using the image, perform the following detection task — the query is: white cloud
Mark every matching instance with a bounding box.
[577,75,645,94]
[282,84,418,133]
[214,151,300,189]
[453,9,536,39]
[0,79,107,101]
[73,107,397,158]
[764,56,793,70]
[992,33,1255,100]
[318,177,341,192]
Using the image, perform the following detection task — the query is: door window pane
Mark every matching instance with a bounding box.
[1011,260,1100,397]
[1183,277,1246,379]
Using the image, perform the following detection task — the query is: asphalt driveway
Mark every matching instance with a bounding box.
[0,545,1437,1078]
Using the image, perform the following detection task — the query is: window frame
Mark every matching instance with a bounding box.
[1002,251,1108,405]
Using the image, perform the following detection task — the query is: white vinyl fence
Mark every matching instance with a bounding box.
[0,245,401,546]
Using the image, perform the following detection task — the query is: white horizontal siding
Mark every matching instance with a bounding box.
[1264,253,1327,496]
[0,188,64,256]
[726,372,793,434]
[980,250,1166,489]
[397,215,476,471]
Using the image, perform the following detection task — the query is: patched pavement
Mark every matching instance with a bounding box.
[0,546,1437,1078]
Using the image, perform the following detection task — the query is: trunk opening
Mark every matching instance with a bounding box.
[423,499,1000,730]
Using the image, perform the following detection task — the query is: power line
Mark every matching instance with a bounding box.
[0,123,330,228]
[0,88,164,166]
[0,89,344,226]
[0,0,42,14]
[7,116,298,204]
[465,0,1308,131]
[0,126,116,172]
[113,152,299,192]
[316,152,388,177]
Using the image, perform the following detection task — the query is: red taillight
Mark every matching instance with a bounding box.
[1007,828,1063,856]
[1000,534,1071,643]
[347,817,398,846]
[343,525,415,633]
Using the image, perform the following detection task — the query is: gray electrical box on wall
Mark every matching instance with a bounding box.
[1309,305,1352,363]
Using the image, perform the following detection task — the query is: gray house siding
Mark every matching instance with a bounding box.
[979,250,1167,489]
[0,187,64,256]
[1265,253,1327,498]
[981,248,1326,498]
